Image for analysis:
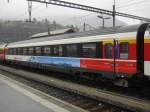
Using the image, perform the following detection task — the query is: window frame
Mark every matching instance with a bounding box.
[35,46,42,56]
[58,45,63,57]
[119,42,129,60]
[17,48,22,55]
[13,48,17,55]
[23,47,28,55]
[53,45,59,56]
[28,47,34,56]
[105,43,113,59]
[43,46,51,56]
[8,48,12,55]
[81,42,98,58]
[66,44,79,57]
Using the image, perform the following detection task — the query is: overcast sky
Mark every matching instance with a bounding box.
[0,0,150,25]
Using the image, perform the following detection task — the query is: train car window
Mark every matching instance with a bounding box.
[59,45,63,57]
[28,47,34,55]
[82,43,97,58]
[8,49,12,55]
[53,46,59,56]
[11,48,14,55]
[20,48,23,55]
[52,45,63,57]
[13,48,17,55]
[105,43,112,59]
[16,48,18,55]
[23,48,28,55]
[35,47,42,56]
[17,48,19,55]
[7,49,9,54]
[17,48,22,55]
[10,48,13,55]
[44,46,51,56]
[120,42,129,59]
[96,42,103,58]
[66,44,78,57]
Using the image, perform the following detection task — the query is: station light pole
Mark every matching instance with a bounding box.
[97,15,110,28]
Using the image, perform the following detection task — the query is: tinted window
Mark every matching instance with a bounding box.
[59,45,63,56]
[120,42,129,59]
[82,43,96,58]
[44,46,51,55]
[98,42,103,58]
[35,47,42,55]
[28,47,34,55]
[105,43,112,59]
[8,49,12,55]
[53,46,59,56]
[23,48,28,55]
[53,45,63,56]
[66,44,78,57]
[17,48,22,55]
[13,48,17,55]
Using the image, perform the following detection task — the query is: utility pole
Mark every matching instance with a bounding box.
[83,23,86,32]
[44,0,48,7]
[28,1,32,22]
[113,0,116,27]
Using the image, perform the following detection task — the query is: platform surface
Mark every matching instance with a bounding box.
[0,74,81,112]
[0,79,52,112]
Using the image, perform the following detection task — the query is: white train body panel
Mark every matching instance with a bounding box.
[144,61,150,76]
[6,55,31,62]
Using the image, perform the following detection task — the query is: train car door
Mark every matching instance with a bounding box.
[114,39,118,76]
[103,40,116,79]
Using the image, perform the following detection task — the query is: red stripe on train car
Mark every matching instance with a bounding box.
[115,61,137,74]
[128,43,136,60]
[144,43,150,61]
[80,59,114,72]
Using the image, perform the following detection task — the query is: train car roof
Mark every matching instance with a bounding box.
[7,24,143,48]
[0,43,7,48]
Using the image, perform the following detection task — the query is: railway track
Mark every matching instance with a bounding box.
[0,65,149,112]
[9,64,150,102]
[0,72,123,112]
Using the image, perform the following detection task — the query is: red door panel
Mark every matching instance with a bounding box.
[115,61,137,74]
[80,59,114,72]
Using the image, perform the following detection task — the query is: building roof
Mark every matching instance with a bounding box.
[30,28,76,38]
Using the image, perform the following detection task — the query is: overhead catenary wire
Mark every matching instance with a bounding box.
[115,0,150,14]
[3,0,150,25]
[27,0,150,23]
[115,0,137,5]
[13,4,43,20]
[58,12,97,23]
[116,0,150,9]
[57,12,111,28]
